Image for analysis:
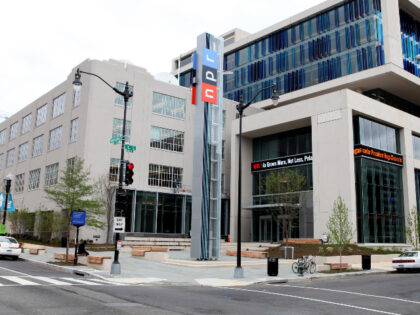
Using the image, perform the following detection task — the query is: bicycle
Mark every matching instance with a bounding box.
[292,255,316,274]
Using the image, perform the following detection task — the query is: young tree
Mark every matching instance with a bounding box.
[406,206,420,250]
[44,157,104,261]
[264,169,306,247]
[96,174,117,244]
[326,196,354,270]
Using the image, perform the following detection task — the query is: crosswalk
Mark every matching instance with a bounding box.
[0,276,126,287]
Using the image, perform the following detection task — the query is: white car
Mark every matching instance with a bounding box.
[392,251,420,272]
[0,236,21,260]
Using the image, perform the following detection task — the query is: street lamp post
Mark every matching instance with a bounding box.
[73,68,133,275]
[234,86,279,279]
[2,174,13,234]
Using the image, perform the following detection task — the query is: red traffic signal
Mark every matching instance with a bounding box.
[125,162,134,185]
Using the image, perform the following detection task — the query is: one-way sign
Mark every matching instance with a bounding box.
[113,217,126,233]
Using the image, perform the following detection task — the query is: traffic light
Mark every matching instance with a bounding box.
[125,161,134,185]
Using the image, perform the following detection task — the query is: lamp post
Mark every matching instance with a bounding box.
[1,174,13,234]
[234,86,279,279]
[73,68,133,275]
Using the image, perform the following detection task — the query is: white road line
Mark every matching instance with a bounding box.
[272,284,420,305]
[60,277,99,285]
[89,279,126,285]
[0,266,31,276]
[223,287,401,315]
[1,276,40,286]
[29,276,72,286]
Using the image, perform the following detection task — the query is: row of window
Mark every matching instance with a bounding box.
[0,119,78,169]
[13,162,61,193]
[400,10,420,79]
[0,92,77,147]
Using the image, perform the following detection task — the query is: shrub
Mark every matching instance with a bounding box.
[326,247,334,253]
[318,246,325,255]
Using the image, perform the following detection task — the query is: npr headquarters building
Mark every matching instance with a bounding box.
[173,0,420,246]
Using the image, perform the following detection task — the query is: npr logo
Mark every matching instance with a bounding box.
[201,48,218,104]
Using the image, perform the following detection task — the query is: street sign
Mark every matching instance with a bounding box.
[110,136,122,144]
[0,193,15,212]
[0,225,6,234]
[113,217,126,233]
[124,144,136,152]
[71,210,86,226]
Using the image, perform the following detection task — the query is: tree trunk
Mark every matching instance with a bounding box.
[65,227,70,263]
[339,250,342,271]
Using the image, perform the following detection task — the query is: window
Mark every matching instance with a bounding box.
[152,92,186,119]
[9,122,18,140]
[6,148,15,167]
[114,82,133,107]
[70,118,79,142]
[45,163,59,186]
[222,140,225,160]
[109,158,120,182]
[413,134,420,160]
[223,110,226,129]
[150,126,184,152]
[15,173,25,193]
[49,126,63,150]
[0,129,6,145]
[36,104,48,126]
[18,142,29,162]
[0,154,3,169]
[112,119,131,143]
[67,157,75,170]
[148,164,183,188]
[73,88,81,107]
[28,169,41,190]
[52,93,66,118]
[32,135,44,157]
[21,114,32,134]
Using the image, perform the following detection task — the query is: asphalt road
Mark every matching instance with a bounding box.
[0,258,419,314]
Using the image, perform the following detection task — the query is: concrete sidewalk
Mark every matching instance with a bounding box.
[18,244,395,287]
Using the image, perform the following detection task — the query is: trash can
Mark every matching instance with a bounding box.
[362,255,371,270]
[267,257,279,276]
[61,237,67,248]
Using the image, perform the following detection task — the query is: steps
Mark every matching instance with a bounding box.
[122,237,191,251]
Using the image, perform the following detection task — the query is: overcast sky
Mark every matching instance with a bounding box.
[0,0,324,118]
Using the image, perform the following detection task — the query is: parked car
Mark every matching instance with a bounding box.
[0,236,21,260]
[392,251,420,272]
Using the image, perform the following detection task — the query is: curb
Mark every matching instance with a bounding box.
[20,257,104,279]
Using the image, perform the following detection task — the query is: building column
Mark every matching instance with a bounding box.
[311,101,357,241]
[381,0,403,68]
[401,128,417,221]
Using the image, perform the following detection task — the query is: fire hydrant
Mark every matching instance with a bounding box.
[298,261,305,277]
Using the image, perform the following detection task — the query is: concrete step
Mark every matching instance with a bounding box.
[121,237,191,251]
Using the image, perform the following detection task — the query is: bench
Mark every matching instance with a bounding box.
[29,248,46,255]
[87,256,112,270]
[53,253,75,260]
[284,238,322,245]
[226,250,268,259]
[132,246,168,252]
[131,250,146,257]
[325,263,349,270]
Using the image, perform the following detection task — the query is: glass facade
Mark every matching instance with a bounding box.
[400,10,420,78]
[180,0,384,102]
[416,170,420,212]
[413,134,420,160]
[251,127,313,242]
[152,92,186,119]
[134,191,192,235]
[354,116,405,243]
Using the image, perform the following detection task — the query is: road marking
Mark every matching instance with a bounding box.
[272,284,420,305]
[89,278,126,285]
[2,276,40,286]
[60,277,99,285]
[29,276,72,286]
[0,266,31,276]
[223,287,401,315]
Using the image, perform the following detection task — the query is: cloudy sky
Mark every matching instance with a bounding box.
[0,0,324,118]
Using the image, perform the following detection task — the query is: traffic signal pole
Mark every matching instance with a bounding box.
[111,81,132,275]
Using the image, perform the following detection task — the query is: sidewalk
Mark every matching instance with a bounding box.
[19,245,394,287]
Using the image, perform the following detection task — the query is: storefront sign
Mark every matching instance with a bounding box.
[201,48,218,104]
[251,153,313,172]
[354,145,403,165]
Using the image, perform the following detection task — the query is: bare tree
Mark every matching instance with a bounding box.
[96,174,117,244]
